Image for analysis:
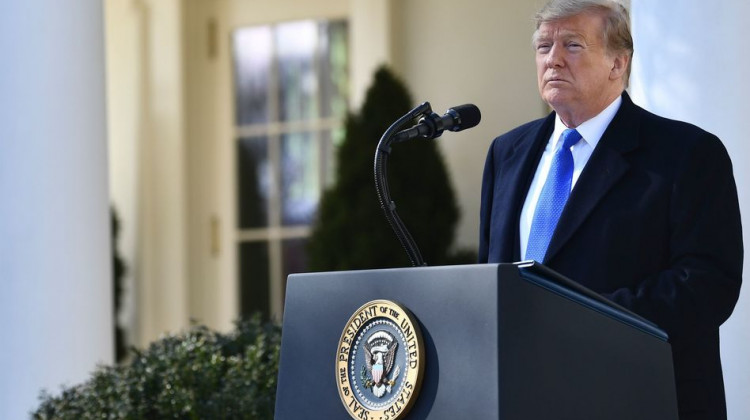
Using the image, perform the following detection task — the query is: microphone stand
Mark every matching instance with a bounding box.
[374,101,433,267]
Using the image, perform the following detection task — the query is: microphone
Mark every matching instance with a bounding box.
[393,104,481,142]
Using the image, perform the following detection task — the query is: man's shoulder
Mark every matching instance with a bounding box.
[498,117,549,140]
[628,101,730,165]
[638,107,711,137]
[490,116,550,151]
[627,99,718,145]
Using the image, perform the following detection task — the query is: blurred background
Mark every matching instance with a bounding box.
[1,0,748,418]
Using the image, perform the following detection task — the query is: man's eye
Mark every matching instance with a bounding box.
[536,44,551,52]
[567,42,583,50]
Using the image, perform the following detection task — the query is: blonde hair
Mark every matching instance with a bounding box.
[533,0,633,84]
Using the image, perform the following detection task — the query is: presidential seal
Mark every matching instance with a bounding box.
[336,300,425,420]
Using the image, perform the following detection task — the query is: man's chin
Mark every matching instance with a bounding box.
[542,91,569,110]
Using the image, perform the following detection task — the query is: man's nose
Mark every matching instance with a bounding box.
[545,44,564,68]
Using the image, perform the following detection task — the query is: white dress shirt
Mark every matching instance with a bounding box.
[519,96,622,260]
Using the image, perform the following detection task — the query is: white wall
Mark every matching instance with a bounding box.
[389,0,545,251]
[350,0,395,109]
[182,0,228,337]
[106,0,192,347]
[630,1,750,418]
[0,2,112,418]
[105,0,146,353]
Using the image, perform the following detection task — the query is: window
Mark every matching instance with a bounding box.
[232,19,348,320]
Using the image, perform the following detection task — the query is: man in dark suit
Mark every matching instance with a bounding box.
[478,1,743,419]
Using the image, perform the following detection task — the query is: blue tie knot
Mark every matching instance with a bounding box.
[560,128,582,151]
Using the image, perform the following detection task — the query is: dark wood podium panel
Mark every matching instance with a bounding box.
[274,263,677,420]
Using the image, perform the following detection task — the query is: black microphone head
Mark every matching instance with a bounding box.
[447,104,481,132]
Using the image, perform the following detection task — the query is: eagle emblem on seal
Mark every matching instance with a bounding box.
[360,330,401,398]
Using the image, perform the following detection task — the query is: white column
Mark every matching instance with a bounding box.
[134,0,190,346]
[630,2,750,418]
[0,1,112,419]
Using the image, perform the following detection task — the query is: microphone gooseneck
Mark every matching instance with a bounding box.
[374,102,481,267]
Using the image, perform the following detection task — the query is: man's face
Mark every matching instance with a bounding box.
[534,12,623,124]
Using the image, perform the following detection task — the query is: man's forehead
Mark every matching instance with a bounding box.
[535,26,587,40]
[535,13,605,41]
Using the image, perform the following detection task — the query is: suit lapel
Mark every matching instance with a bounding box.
[544,93,641,263]
[496,114,554,261]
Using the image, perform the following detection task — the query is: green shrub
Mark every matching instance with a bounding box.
[307,66,476,271]
[34,317,281,419]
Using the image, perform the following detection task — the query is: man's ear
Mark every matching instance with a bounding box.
[610,53,629,81]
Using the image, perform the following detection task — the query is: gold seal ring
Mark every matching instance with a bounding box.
[335,300,425,420]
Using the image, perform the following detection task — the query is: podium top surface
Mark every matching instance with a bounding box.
[514,261,667,341]
[287,262,667,341]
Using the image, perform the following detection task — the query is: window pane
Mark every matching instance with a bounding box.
[238,241,270,320]
[281,238,308,308]
[237,137,270,228]
[233,26,272,125]
[281,132,319,225]
[276,21,319,122]
[319,21,348,119]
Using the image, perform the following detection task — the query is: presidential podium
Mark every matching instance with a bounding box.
[274,263,678,419]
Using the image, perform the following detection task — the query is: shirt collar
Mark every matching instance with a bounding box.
[551,95,623,149]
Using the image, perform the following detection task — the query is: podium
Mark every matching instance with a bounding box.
[274,263,678,419]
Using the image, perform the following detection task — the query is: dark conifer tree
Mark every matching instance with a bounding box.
[307,66,465,270]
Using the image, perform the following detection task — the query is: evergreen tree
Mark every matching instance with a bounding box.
[307,66,466,270]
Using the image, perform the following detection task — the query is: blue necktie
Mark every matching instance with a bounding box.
[525,128,582,262]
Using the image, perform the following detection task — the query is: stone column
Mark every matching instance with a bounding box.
[0,1,112,418]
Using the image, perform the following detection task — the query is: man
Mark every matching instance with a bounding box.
[478,1,743,419]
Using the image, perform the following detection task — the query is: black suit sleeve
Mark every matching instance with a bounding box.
[603,133,743,344]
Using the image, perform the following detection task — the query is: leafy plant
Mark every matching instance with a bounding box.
[34,316,281,420]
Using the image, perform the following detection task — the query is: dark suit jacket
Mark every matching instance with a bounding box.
[479,92,743,419]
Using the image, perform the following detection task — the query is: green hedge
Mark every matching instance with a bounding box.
[34,317,281,419]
